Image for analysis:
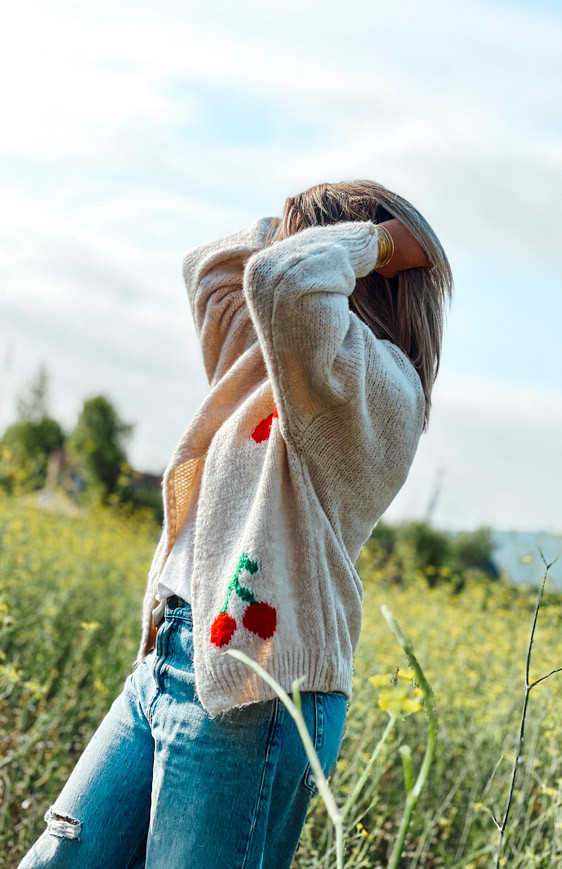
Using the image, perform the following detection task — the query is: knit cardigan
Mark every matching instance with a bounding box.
[132,217,426,719]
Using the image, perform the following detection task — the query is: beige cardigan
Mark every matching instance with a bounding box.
[133,218,425,719]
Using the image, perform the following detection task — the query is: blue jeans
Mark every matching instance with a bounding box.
[18,599,347,868]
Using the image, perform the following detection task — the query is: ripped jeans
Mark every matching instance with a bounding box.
[18,597,347,868]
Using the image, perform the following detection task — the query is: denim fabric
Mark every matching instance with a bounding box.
[18,599,347,869]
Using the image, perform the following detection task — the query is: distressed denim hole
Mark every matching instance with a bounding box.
[44,806,82,840]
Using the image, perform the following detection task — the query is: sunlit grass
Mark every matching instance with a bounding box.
[297,555,562,868]
[0,490,159,864]
[1,491,561,867]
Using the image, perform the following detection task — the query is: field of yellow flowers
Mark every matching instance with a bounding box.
[1,491,561,868]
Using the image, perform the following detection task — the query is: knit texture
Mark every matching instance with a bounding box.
[152,510,196,628]
[133,217,426,719]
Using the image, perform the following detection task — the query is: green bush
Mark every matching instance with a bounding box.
[366,520,497,590]
[0,418,66,492]
[67,396,134,501]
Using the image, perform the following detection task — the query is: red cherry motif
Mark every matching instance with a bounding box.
[251,404,279,443]
[210,612,237,648]
[209,551,278,649]
[243,601,277,640]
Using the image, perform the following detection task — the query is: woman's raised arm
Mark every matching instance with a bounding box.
[182,216,276,387]
[243,219,423,446]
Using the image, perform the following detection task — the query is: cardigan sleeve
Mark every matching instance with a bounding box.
[182,216,276,388]
[242,220,389,443]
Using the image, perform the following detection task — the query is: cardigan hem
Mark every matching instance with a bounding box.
[193,644,355,720]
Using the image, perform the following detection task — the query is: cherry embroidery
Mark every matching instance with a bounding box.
[210,612,237,647]
[251,404,279,443]
[210,551,277,648]
[243,601,277,639]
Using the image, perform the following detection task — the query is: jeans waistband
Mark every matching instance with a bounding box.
[165,594,190,610]
[154,595,192,630]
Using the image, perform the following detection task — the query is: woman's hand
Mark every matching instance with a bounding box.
[266,216,432,276]
[373,218,432,278]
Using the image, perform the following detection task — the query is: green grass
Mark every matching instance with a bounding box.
[1,492,561,867]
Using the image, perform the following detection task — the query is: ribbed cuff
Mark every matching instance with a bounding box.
[284,220,380,279]
[345,221,380,278]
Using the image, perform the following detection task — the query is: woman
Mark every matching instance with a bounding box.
[19,179,452,868]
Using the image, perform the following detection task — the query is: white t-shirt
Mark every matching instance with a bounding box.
[152,513,196,627]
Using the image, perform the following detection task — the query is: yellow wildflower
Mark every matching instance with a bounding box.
[369,673,392,687]
[378,684,422,718]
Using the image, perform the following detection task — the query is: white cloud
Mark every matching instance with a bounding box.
[1,0,561,531]
[385,374,562,533]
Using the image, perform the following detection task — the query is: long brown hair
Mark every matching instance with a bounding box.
[265,179,453,431]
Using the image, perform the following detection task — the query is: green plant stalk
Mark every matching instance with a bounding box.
[492,551,561,869]
[224,648,346,869]
[226,604,438,869]
[381,605,439,869]
[399,745,414,795]
[341,713,396,820]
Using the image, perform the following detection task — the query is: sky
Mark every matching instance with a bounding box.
[1,0,561,535]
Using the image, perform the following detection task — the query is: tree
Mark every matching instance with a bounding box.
[370,518,398,555]
[396,521,453,575]
[0,364,65,492]
[450,526,497,576]
[16,362,50,423]
[68,396,134,500]
[363,519,498,591]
